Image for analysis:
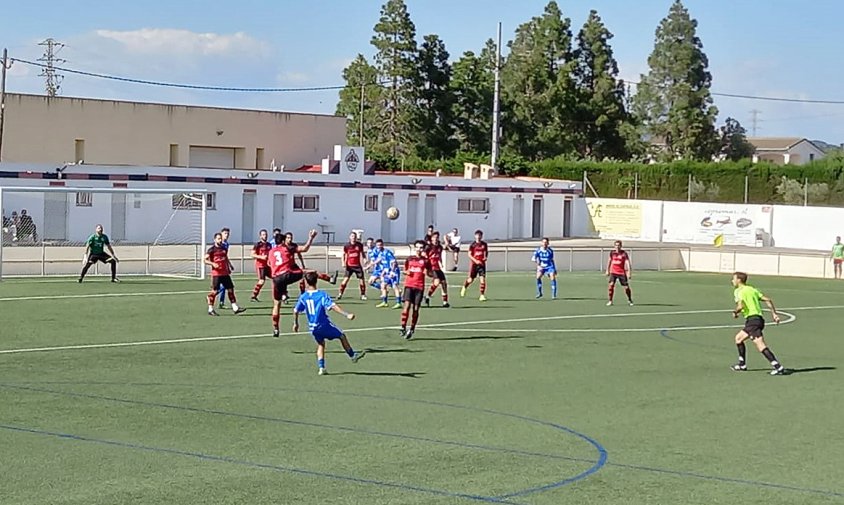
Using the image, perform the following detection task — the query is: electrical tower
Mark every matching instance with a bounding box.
[38,38,65,97]
[749,109,762,136]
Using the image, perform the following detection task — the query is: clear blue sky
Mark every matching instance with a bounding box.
[2,0,843,144]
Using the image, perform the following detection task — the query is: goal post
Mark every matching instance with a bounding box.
[0,186,208,280]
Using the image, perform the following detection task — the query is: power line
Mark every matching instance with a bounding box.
[622,78,844,106]
[37,39,65,97]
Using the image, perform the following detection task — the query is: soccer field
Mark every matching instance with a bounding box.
[1,271,843,505]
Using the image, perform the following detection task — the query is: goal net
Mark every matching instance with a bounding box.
[0,186,207,280]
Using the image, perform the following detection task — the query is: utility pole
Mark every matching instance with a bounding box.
[490,22,502,171]
[359,83,365,148]
[38,38,65,97]
[749,109,761,136]
[0,48,10,162]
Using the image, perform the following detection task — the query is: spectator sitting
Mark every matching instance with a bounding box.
[17,209,37,242]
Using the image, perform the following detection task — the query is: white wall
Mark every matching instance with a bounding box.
[771,205,844,251]
[661,201,773,247]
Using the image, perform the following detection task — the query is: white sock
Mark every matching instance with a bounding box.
[208,305,214,313]
[232,303,240,312]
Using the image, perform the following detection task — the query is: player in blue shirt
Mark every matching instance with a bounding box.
[269,228,283,246]
[532,237,557,299]
[371,241,401,308]
[218,227,232,308]
[293,271,366,375]
[365,238,383,288]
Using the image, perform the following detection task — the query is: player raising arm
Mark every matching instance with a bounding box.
[78,224,120,283]
[730,272,786,375]
[400,240,433,339]
[424,231,450,307]
[204,232,245,316]
[532,237,557,299]
[606,240,633,306]
[460,229,488,301]
[293,271,366,375]
[250,229,272,302]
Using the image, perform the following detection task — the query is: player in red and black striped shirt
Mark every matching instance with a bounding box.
[400,240,433,339]
[338,231,367,300]
[250,229,272,302]
[424,230,449,308]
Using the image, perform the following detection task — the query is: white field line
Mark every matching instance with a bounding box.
[0,290,207,302]
[0,307,833,356]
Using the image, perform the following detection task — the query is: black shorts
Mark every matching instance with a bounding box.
[345,266,364,279]
[403,287,425,307]
[469,263,486,279]
[87,252,113,264]
[609,273,629,286]
[447,245,460,253]
[256,265,271,280]
[743,315,765,339]
[272,271,304,301]
[211,275,234,291]
[432,269,446,282]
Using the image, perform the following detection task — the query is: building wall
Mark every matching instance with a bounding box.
[787,141,825,165]
[1,94,346,169]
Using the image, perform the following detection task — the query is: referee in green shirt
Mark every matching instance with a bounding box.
[730,272,786,375]
[79,224,120,283]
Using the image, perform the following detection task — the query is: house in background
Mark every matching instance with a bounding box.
[748,137,826,165]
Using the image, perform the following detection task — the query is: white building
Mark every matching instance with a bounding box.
[749,137,826,165]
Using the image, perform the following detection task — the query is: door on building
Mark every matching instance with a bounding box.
[241,191,256,244]
[531,197,543,238]
[111,193,126,241]
[380,193,395,242]
[423,194,437,231]
[43,192,68,241]
[272,194,286,235]
[188,146,236,169]
[406,194,419,242]
[563,199,572,238]
[512,195,524,239]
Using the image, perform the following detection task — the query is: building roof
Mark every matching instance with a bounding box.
[747,137,817,151]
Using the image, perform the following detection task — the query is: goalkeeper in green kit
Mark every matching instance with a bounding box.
[79,224,120,283]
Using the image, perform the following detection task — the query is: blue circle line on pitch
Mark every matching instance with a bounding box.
[0,382,607,501]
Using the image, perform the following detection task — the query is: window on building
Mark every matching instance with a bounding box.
[293,195,319,212]
[133,193,142,209]
[75,192,93,207]
[457,198,489,213]
[810,153,815,162]
[172,192,216,210]
[364,194,379,212]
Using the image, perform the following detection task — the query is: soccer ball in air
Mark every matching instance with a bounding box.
[386,207,400,220]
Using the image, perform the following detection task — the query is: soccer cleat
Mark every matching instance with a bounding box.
[552,295,557,300]
[219,302,226,309]
[233,307,247,315]
[405,329,414,340]
[360,294,367,301]
[392,302,402,309]
[628,301,634,306]
[111,278,121,283]
[479,294,487,302]
[351,351,366,363]
[318,367,327,376]
[272,328,280,338]
[330,270,339,285]
[460,286,466,297]
[451,266,457,272]
[336,293,343,300]
[250,296,260,302]
[606,300,613,306]
[536,293,542,299]
[376,301,389,308]
[208,310,219,316]
[442,302,450,308]
[281,294,289,303]
[77,278,83,283]
[770,366,786,376]
[400,327,407,338]
[424,297,431,307]
[731,363,747,372]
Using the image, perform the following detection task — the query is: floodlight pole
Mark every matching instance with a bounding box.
[0,48,10,162]
[490,22,502,171]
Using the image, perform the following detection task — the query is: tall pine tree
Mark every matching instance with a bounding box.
[412,34,456,159]
[336,54,382,148]
[370,0,418,157]
[450,39,496,154]
[633,0,718,161]
[502,1,578,160]
[572,10,629,160]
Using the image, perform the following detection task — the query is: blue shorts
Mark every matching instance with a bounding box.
[382,271,400,287]
[311,323,344,344]
[538,265,557,276]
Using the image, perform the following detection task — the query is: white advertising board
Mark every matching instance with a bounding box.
[661,202,772,247]
[771,205,844,251]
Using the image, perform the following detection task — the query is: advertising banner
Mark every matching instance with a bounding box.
[662,202,772,247]
[585,198,643,238]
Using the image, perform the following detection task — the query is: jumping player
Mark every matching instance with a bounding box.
[832,236,844,279]
[217,227,232,309]
[425,230,449,307]
[78,224,120,283]
[532,237,557,299]
[293,271,366,376]
[250,229,272,301]
[730,272,786,375]
[606,240,633,306]
[338,231,367,300]
[205,232,245,316]
[401,240,433,339]
[460,229,488,301]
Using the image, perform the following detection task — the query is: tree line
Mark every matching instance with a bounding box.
[336,0,754,172]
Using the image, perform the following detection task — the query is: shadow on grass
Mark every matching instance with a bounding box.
[786,366,836,375]
[333,371,425,378]
[525,345,543,349]
[438,305,510,310]
[290,348,422,355]
[413,335,524,342]
[629,303,680,307]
